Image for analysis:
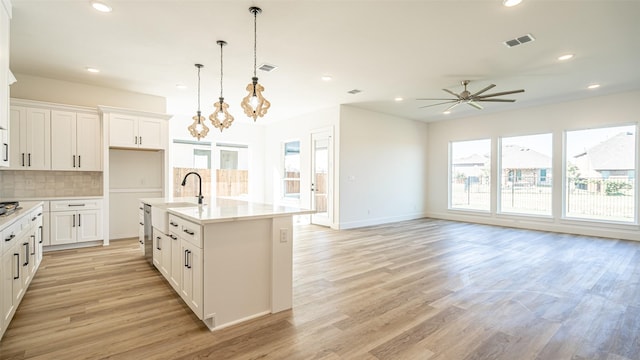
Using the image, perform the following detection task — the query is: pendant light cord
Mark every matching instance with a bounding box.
[197,65,201,115]
[253,10,257,78]
[220,42,224,99]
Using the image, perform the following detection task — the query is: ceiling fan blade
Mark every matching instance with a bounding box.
[471,84,496,97]
[467,101,484,110]
[442,88,461,98]
[416,98,458,101]
[419,100,459,109]
[443,101,462,112]
[475,98,516,102]
[476,89,525,98]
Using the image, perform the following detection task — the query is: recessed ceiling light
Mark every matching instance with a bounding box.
[443,110,451,115]
[503,0,523,7]
[176,84,187,90]
[558,54,574,61]
[86,67,100,73]
[394,97,403,102]
[587,84,600,89]
[321,75,332,81]
[91,1,112,13]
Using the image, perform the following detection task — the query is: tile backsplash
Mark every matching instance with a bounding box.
[0,170,103,199]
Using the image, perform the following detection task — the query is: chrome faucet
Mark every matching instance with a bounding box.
[181,171,204,205]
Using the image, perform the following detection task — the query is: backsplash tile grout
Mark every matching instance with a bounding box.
[0,170,103,199]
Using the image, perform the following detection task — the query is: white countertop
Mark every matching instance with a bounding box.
[140,197,314,225]
[0,201,44,229]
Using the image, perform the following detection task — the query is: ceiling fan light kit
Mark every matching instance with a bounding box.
[417,80,525,113]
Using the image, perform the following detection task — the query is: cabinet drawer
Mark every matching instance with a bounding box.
[2,220,22,254]
[50,199,102,211]
[168,215,202,248]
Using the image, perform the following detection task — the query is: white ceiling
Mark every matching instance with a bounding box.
[9,0,640,124]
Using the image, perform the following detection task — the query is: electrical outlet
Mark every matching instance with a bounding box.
[279,228,288,243]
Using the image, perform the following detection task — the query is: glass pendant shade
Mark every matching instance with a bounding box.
[210,97,234,132]
[241,77,270,121]
[188,111,209,140]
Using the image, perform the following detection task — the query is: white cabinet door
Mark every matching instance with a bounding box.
[169,233,181,291]
[1,246,17,327]
[25,108,51,170]
[76,113,101,171]
[50,211,76,245]
[50,110,76,170]
[8,106,24,168]
[160,232,171,279]
[0,128,7,167]
[152,229,162,270]
[181,240,203,318]
[138,117,163,150]
[0,3,9,131]
[109,113,138,148]
[76,209,102,242]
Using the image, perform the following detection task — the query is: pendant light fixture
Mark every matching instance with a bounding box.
[187,64,210,140]
[241,6,270,121]
[209,40,234,132]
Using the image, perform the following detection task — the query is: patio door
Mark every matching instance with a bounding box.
[310,128,333,227]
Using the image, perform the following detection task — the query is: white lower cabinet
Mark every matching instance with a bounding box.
[1,203,44,340]
[49,199,103,246]
[160,214,203,319]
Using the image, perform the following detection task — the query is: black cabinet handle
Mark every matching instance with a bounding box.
[134,136,138,144]
[28,153,31,166]
[73,155,76,168]
[183,229,195,236]
[169,221,178,227]
[32,216,37,221]
[139,207,143,211]
[5,234,15,242]
[30,235,36,255]
[2,143,7,161]
[39,225,43,244]
[184,249,188,268]
[23,242,29,266]
[169,234,177,240]
[139,222,144,226]
[78,214,81,227]
[68,204,86,207]
[139,137,142,145]
[78,155,81,168]
[37,212,42,217]
[156,236,161,250]
[21,152,25,166]
[187,250,192,269]
[14,253,20,279]
[72,214,76,227]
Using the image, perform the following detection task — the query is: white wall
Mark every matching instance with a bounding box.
[338,106,429,229]
[264,106,340,221]
[169,115,266,203]
[11,73,166,112]
[426,90,640,241]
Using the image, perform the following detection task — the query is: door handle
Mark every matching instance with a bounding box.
[311,183,315,191]
[2,143,7,161]
[23,242,29,266]
[39,225,43,244]
[156,236,161,250]
[14,253,20,279]
[78,214,81,227]
[73,155,76,168]
[78,155,81,168]
[135,136,138,144]
[30,235,36,255]
[28,153,31,166]
[21,152,25,166]
[73,214,76,227]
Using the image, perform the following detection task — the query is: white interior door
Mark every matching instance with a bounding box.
[310,129,333,227]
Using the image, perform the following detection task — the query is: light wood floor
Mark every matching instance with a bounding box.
[1,219,639,360]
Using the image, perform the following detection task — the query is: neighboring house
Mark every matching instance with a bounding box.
[573,132,636,180]
[500,145,552,187]
[452,153,489,185]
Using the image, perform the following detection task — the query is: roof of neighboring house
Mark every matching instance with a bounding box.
[575,132,635,170]
[501,145,552,169]
[452,154,488,166]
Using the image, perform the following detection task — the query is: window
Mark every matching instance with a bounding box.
[450,139,491,211]
[283,141,301,200]
[499,133,552,216]
[172,140,212,198]
[216,143,249,199]
[565,125,636,222]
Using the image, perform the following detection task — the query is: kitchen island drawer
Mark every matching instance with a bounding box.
[50,199,102,211]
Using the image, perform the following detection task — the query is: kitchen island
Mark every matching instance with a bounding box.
[139,197,313,331]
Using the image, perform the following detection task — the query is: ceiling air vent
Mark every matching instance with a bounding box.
[347,89,362,94]
[258,63,277,72]
[504,33,535,48]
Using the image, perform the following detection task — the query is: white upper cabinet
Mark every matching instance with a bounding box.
[106,109,168,150]
[51,110,101,171]
[0,0,11,131]
[9,106,51,170]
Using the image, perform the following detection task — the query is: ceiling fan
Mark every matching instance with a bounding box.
[418,80,525,112]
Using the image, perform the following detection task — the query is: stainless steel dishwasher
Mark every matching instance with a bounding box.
[143,203,153,265]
